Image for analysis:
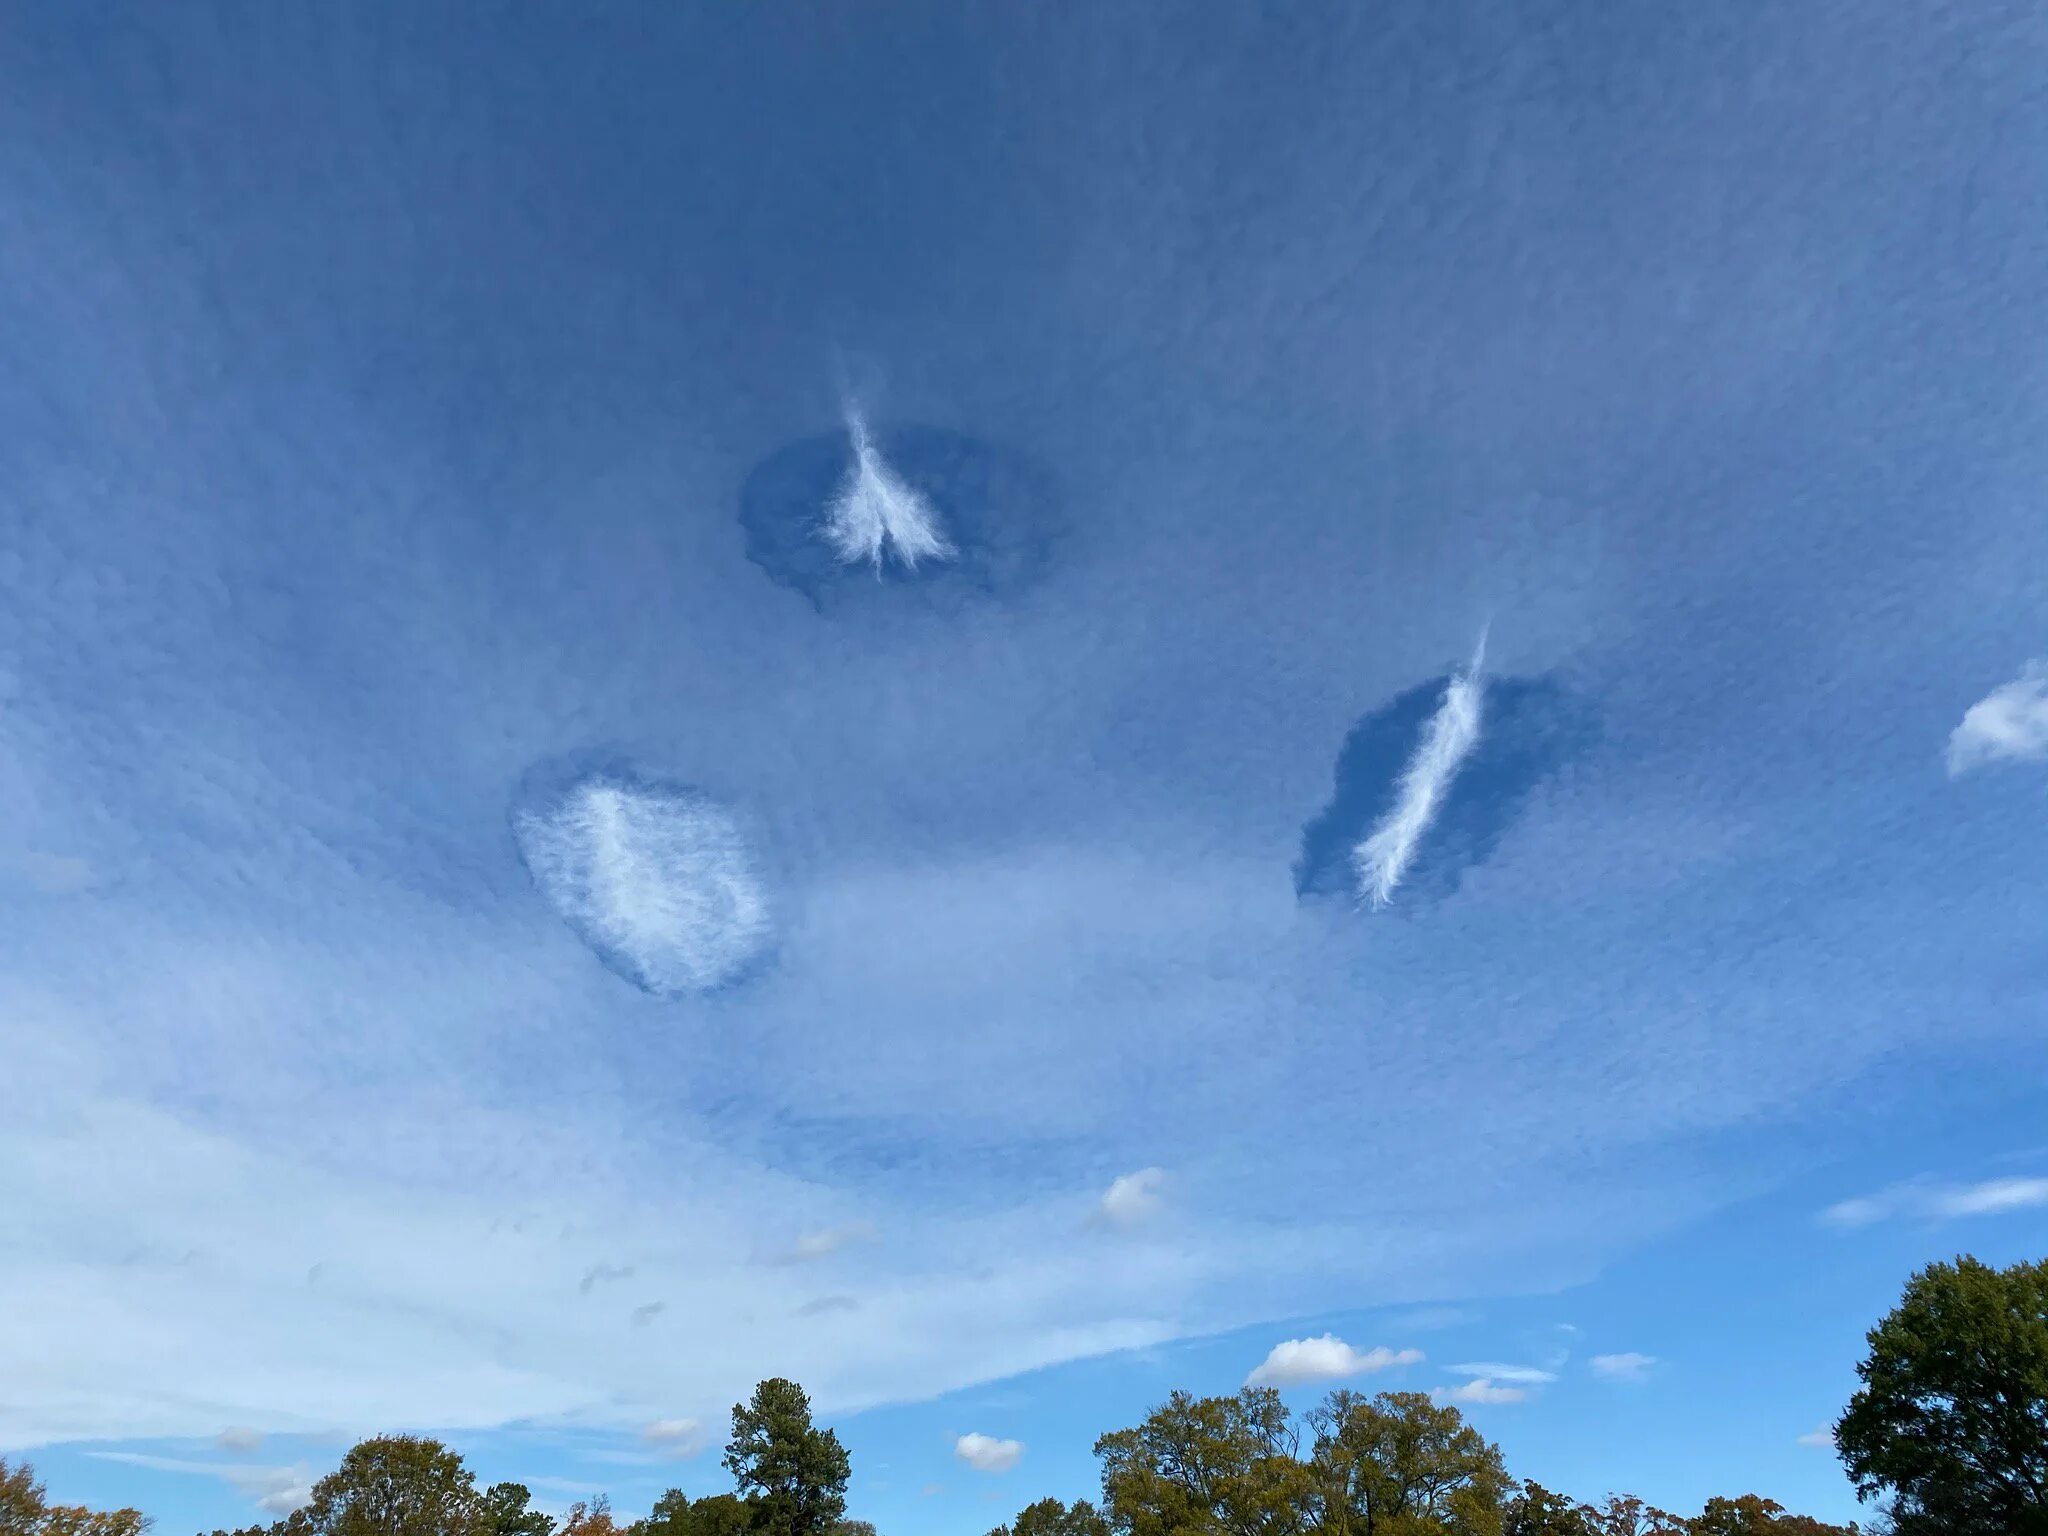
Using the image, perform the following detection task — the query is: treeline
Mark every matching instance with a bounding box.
[4,1256,2041,1536]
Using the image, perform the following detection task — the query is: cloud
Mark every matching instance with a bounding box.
[1093,1168,1166,1230]
[1433,1378,1528,1406]
[512,773,774,996]
[1822,1175,2048,1227]
[631,1302,665,1327]
[821,405,955,571]
[642,1418,708,1459]
[954,1433,1024,1474]
[1947,662,2048,775]
[1447,1361,1558,1384]
[580,1263,634,1295]
[797,1295,860,1317]
[1589,1352,1657,1380]
[770,1222,878,1265]
[88,1452,311,1516]
[1797,1424,1837,1449]
[1245,1336,1424,1388]
[216,1427,264,1453]
[1353,637,1488,907]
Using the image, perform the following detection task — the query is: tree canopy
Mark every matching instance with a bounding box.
[1,1460,150,1536]
[1833,1254,2048,1535]
[722,1379,852,1536]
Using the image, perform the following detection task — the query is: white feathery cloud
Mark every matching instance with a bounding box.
[513,778,773,996]
[954,1433,1024,1473]
[1354,636,1488,908]
[1447,1361,1558,1385]
[1432,1378,1527,1406]
[822,406,954,571]
[1589,1352,1657,1380]
[1947,661,2048,775]
[1094,1168,1167,1230]
[642,1418,707,1459]
[1822,1175,2048,1227]
[1245,1335,1424,1388]
[1797,1424,1837,1449]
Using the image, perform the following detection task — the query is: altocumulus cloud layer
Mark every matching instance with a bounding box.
[512,772,774,996]
[1297,671,1595,910]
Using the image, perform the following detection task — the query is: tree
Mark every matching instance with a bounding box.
[1834,1255,2048,1535]
[723,1380,851,1536]
[559,1502,620,1536]
[293,1436,484,1536]
[1307,1390,1509,1535]
[1683,1496,1857,1535]
[828,1525,876,1536]
[0,1460,150,1536]
[629,1493,754,1536]
[1504,1485,1590,1536]
[482,1486,554,1536]
[1576,1497,1684,1536]
[988,1500,1112,1536]
[1095,1387,1314,1536]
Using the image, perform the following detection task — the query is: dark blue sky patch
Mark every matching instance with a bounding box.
[1296,674,1596,908]
[738,422,1059,610]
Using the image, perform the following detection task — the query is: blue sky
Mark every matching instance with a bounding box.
[3,3,2047,1532]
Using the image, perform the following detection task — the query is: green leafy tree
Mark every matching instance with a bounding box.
[1683,1496,1857,1535]
[482,1486,553,1536]
[1307,1390,1509,1536]
[0,1460,151,1536]
[1575,1497,1684,1536]
[629,1493,754,1536]
[827,1525,876,1536]
[1834,1254,2048,1535]
[988,1499,1112,1536]
[1095,1387,1314,1536]
[292,1436,483,1536]
[1504,1484,1590,1536]
[722,1380,851,1536]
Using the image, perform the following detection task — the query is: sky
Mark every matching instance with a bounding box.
[2,3,2047,1532]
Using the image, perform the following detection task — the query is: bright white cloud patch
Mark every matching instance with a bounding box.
[1245,1335,1423,1388]
[1947,661,2048,775]
[513,776,773,996]
[1448,1361,1558,1384]
[1822,1175,2048,1226]
[1353,637,1487,908]
[1433,1378,1527,1406]
[1589,1352,1657,1380]
[1094,1168,1167,1229]
[821,406,954,571]
[1797,1424,1836,1449]
[954,1433,1024,1473]
[643,1418,707,1458]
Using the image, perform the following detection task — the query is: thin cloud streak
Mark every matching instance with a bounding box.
[1353,633,1488,908]
[1823,1175,2048,1227]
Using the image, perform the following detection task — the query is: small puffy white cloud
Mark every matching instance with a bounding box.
[642,1418,707,1459]
[1823,1175,2048,1227]
[1948,662,2048,775]
[954,1433,1024,1473]
[1797,1424,1836,1449]
[772,1222,879,1265]
[216,1426,264,1453]
[1448,1361,1557,1385]
[1589,1353,1657,1380]
[1245,1335,1424,1388]
[1433,1378,1527,1406]
[1094,1168,1167,1230]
